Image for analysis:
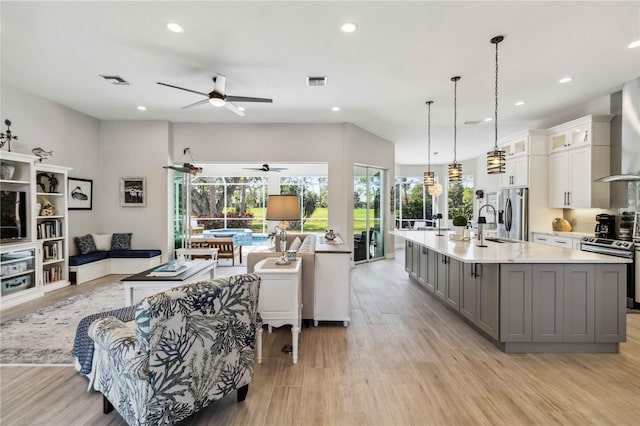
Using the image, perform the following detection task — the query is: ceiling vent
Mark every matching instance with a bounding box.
[306,76,327,87]
[100,75,129,85]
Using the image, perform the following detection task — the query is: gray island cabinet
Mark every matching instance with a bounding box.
[394,231,629,353]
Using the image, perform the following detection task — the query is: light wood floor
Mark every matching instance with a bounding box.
[2,253,640,425]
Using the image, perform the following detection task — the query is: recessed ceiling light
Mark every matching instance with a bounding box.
[238,106,245,111]
[628,40,640,49]
[340,22,357,33]
[558,77,573,84]
[484,118,492,122]
[166,22,184,33]
[515,101,525,106]
[137,106,147,111]
[332,106,340,112]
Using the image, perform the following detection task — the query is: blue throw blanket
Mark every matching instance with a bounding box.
[72,304,139,375]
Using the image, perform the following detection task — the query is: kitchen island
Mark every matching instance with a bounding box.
[393,230,631,353]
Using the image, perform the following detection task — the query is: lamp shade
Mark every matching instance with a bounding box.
[487,148,506,174]
[266,195,300,221]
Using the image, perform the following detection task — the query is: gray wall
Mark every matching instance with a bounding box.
[1,84,101,250]
[1,85,396,258]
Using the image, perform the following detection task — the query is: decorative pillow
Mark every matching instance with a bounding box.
[111,233,132,251]
[298,235,313,253]
[91,233,112,251]
[289,237,302,252]
[75,234,97,255]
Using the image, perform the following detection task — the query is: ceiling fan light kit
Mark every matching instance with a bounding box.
[448,76,462,182]
[487,35,506,175]
[157,73,272,117]
[423,100,435,187]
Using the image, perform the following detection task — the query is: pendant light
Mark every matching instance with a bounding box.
[423,100,435,187]
[448,76,462,182]
[487,35,506,174]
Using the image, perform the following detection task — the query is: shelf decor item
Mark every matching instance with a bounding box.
[487,35,506,174]
[448,76,462,182]
[68,177,93,210]
[423,100,435,187]
[0,162,15,180]
[0,119,19,151]
[120,177,146,207]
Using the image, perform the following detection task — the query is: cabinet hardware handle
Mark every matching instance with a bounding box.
[567,192,570,205]
[539,237,547,241]
[556,240,567,244]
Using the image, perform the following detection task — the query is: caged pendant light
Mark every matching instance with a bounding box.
[448,76,462,182]
[423,100,435,187]
[487,35,506,174]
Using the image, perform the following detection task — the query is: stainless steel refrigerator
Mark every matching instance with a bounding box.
[497,188,528,241]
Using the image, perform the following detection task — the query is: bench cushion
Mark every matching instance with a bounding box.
[108,249,161,259]
[69,251,109,266]
[70,249,161,266]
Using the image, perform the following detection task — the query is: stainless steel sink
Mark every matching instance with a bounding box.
[484,237,506,243]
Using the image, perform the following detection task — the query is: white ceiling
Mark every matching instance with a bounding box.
[2,1,639,165]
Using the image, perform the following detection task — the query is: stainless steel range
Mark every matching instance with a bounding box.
[581,237,637,308]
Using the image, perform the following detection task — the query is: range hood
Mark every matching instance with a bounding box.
[595,77,640,182]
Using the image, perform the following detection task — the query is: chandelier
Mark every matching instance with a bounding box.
[487,35,506,174]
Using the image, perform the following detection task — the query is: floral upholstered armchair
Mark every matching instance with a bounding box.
[88,274,262,426]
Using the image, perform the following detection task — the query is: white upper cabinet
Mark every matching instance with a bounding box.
[499,130,547,189]
[547,115,612,208]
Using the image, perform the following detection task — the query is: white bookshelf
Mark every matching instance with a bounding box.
[0,151,72,308]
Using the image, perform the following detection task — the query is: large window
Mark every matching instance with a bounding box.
[190,176,269,233]
[448,175,474,221]
[280,176,328,232]
[395,177,433,229]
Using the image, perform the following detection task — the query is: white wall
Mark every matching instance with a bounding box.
[1,84,102,249]
[172,122,395,257]
[99,121,171,259]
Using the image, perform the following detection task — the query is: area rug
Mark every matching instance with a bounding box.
[0,265,249,365]
[0,282,125,365]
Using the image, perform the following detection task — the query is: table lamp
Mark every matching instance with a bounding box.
[266,195,300,265]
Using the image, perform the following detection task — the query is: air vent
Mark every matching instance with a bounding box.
[100,75,129,85]
[306,76,327,87]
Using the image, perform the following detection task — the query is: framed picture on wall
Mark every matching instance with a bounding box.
[68,177,93,210]
[120,177,146,207]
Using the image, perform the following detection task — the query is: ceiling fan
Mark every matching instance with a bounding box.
[157,74,272,117]
[242,164,288,172]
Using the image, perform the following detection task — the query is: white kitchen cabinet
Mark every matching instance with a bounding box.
[547,115,612,209]
[532,232,582,250]
[499,130,546,189]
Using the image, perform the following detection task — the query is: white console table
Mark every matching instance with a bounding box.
[253,257,302,364]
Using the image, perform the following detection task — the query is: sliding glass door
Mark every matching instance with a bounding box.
[353,165,385,263]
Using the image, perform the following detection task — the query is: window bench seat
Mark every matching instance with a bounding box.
[69,249,162,284]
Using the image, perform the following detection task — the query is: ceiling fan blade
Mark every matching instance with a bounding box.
[182,99,210,110]
[157,82,209,97]
[225,102,245,117]
[226,95,273,103]
[213,74,226,97]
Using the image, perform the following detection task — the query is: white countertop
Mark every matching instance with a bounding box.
[392,230,630,264]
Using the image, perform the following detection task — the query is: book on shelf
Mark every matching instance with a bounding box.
[37,219,63,239]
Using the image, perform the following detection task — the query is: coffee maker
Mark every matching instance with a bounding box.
[595,214,616,239]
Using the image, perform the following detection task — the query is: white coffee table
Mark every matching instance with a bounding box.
[253,258,302,364]
[121,259,217,306]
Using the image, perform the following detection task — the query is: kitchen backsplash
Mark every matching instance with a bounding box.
[563,209,610,234]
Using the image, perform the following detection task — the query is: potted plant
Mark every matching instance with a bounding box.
[452,215,468,237]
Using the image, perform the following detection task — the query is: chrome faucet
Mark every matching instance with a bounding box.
[477,204,497,241]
